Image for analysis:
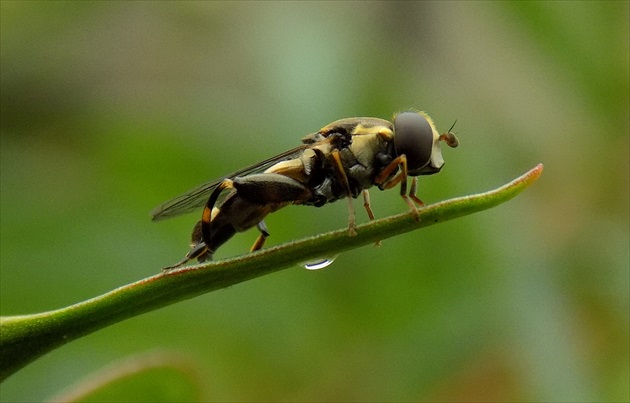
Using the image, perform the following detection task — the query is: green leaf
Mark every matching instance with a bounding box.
[0,164,543,382]
[45,350,203,402]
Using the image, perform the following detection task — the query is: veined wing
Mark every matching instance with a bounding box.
[151,143,311,221]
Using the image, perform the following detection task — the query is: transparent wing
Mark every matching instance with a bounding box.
[150,144,311,221]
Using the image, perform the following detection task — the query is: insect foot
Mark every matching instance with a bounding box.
[348,224,358,237]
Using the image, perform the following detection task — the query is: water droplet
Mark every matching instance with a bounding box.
[302,254,339,270]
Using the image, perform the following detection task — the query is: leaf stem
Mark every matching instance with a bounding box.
[0,164,543,381]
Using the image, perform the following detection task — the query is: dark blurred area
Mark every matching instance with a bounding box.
[1,2,628,401]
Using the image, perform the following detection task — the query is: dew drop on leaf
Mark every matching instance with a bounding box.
[302,255,339,270]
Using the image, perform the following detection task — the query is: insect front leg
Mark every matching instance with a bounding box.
[408,177,425,206]
[374,155,420,220]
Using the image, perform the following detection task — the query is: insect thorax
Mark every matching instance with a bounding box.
[305,133,395,207]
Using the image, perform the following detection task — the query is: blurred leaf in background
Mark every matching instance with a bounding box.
[46,350,204,402]
[1,1,628,402]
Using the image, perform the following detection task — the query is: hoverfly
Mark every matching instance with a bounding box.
[152,111,459,270]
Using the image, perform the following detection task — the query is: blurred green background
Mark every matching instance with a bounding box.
[1,1,628,401]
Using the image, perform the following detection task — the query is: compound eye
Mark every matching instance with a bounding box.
[394,112,434,172]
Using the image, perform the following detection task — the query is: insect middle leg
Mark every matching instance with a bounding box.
[362,190,375,220]
[330,150,357,236]
[362,189,384,247]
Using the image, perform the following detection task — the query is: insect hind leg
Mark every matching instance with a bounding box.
[162,241,210,271]
[250,220,270,252]
[162,180,235,271]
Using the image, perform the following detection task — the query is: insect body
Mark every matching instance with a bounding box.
[152,111,458,270]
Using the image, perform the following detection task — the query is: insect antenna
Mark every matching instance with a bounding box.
[447,119,458,133]
[439,119,460,148]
